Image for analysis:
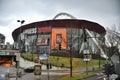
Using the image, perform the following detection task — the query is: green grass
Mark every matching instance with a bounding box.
[21,53,38,62]
[56,73,96,80]
[49,56,105,70]
[21,53,106,70]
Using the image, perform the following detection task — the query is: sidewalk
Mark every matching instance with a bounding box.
[19,57,69,71]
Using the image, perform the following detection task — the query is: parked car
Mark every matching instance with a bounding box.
[24,66,34,73]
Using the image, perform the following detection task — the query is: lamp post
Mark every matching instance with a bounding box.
[16,20,25,80]
[17,20,25,52]
[17,20,25,34]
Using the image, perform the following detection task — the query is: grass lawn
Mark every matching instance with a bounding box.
[55,73,96,80]
[21,53,106,70]
[49,56,105,70]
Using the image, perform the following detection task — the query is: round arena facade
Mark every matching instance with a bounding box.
[12,13,106,58]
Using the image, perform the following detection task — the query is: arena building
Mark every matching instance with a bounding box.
[12,13,106,58]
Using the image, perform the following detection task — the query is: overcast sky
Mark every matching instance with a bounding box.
[0,0,120,44]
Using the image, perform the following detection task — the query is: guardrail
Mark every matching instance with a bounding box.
[0,50,19,53]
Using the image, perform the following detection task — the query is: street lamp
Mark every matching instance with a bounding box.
[17,20,25,24]
[17,20,25,52]
[17,20,25,36]
[16,20,25,80]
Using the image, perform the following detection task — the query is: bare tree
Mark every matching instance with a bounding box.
[106,26,120,61]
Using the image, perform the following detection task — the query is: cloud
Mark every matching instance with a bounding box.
[1,0,119,20]
[0,0,120,43]
[0,25,13,43]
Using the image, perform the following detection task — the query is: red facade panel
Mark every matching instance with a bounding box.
[38,26,51,33]
[12,19,106,41]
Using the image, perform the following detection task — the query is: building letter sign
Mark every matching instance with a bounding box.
[24,28,37,34]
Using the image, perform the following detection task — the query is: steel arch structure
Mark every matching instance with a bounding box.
[53,12,76,19]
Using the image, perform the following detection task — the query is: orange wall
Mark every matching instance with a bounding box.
[51,28,67,49]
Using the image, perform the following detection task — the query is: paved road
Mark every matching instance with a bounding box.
[10,73,63,80]
[80,75,106,80]
[0,65,68,80]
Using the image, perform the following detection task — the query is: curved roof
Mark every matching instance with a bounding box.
[12,19,106,41]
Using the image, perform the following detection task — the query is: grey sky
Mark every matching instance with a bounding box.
[0,0,120,43]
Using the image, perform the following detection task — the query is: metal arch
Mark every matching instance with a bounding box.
[53,12,76,19]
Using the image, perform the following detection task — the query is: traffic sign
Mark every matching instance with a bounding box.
[15,53,20,61]
[83,50,89,54]
[39,53,48,60]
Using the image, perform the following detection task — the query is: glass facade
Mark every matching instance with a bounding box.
[18,26,105,55]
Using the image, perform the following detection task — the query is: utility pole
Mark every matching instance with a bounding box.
[70,44,72,77]
[69,28,73,77]
[47,54,50,80]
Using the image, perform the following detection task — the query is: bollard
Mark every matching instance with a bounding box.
[5,73,10,80]
[34,64,41,80]
[18,71,22,78]
[92,67,95,71]
[35,75,40,80]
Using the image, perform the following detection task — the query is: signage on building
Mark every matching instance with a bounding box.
[23,28,37,34]
[56,34,62,44]
[38,26,51,33]
[0,52,6,55]
[37,37,48,46]
[51,28,67,49]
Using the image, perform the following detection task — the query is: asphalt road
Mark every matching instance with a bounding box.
[11,73,63,80]
[80,75,106,80]
[0,65,66,80]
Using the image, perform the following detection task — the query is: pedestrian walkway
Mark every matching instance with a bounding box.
[19,57,36,68]
[19,57,69,71]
